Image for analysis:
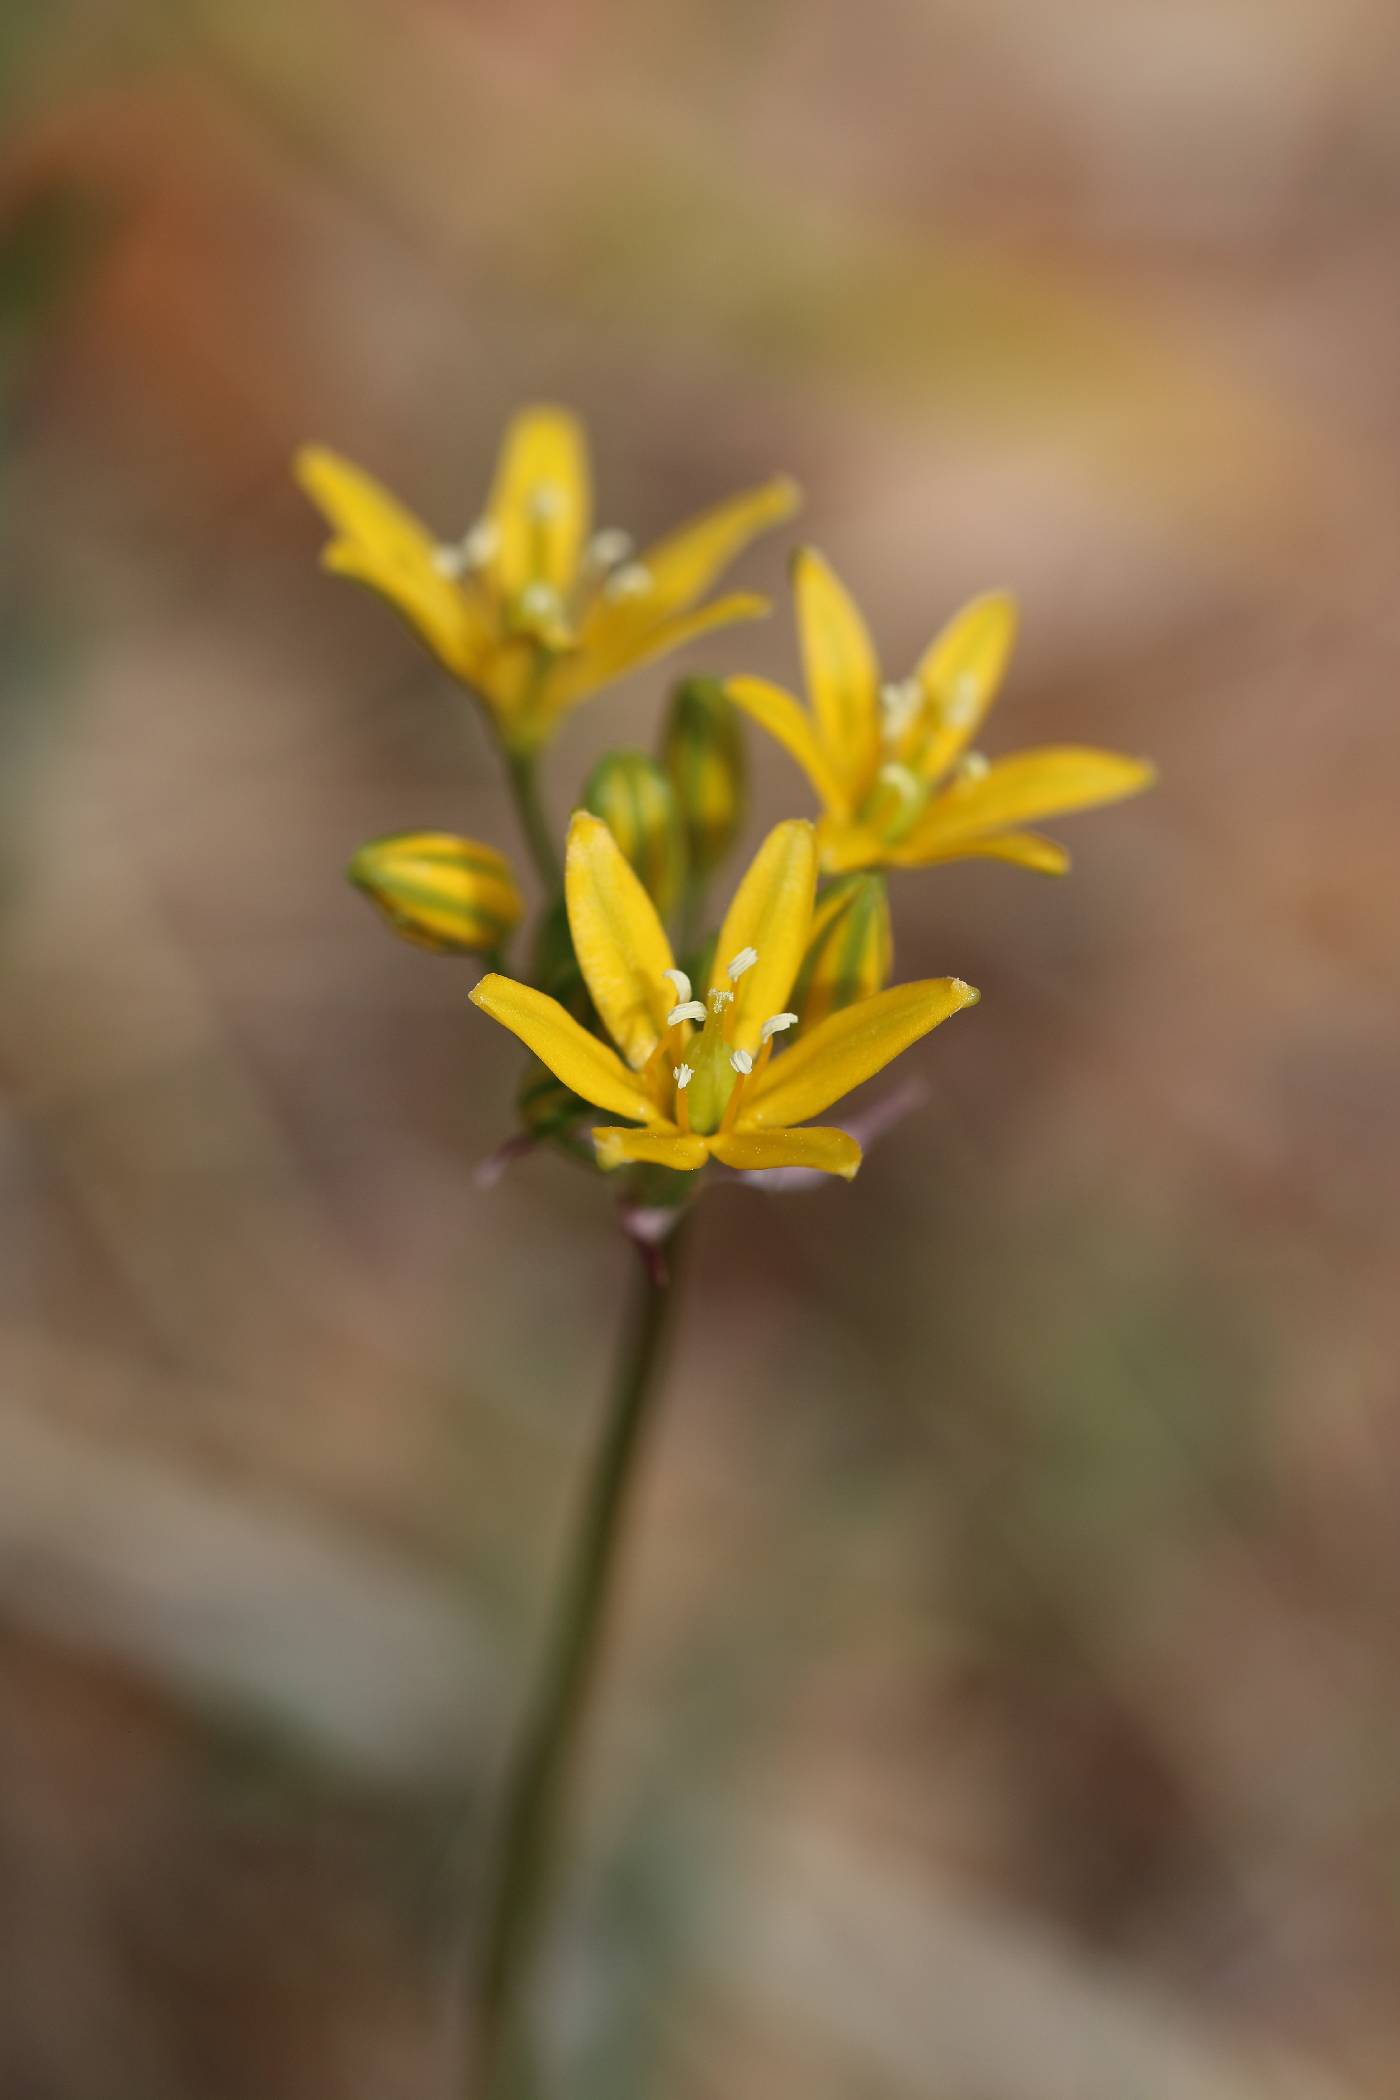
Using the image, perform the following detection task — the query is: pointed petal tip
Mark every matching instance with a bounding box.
[952,977,980,1009]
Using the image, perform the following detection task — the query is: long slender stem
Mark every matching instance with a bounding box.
[471,1220,693,2097]
[503,748,561,891]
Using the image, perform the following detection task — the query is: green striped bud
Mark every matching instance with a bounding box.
[789,872,893,1031]
[662,675,746,878]
[347,832,523,955]
[582,751,686,918]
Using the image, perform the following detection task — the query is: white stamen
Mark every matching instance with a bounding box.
[519,580,562,621]
[760,1012,799,1043]
[878,761,923,808]
[730,1048,753,1076]
[587,527,633,569]
[662,967,692,1004]
[708,986,733,1013]
[674,1063,694,1090]
[527,483,563,521]
[726,945,758,981]
[957,750,990,783]
[603,561,653,602]
[880,678,923,740]
[667,1000,706,1027]
[943,674,981,731]
[433,519,498,577]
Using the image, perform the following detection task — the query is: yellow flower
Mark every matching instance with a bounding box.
[347,832,523,955]
[296,407,798,754]
[726,549,1155,876]
[470,811,977,1180]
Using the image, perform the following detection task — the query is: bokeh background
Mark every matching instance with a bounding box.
[4,1,1400,2094]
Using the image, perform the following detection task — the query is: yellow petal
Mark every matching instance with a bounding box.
[906,746,1156,853]
[594,1127,708,1173]
[638,475,799,617]
[295,445,439,571]
[487,405,591,596]
[725,675,848,815]
[710,819,818,1057]
[322,541,483,681]
[745,977,978,1129]
[709,1126,861,1179]
[913,590,1018,780]
[793,547,881,796]
[564,810,676,1069]
[889,828,1070,875]
[470,973,667,1125]
[296,446,487,680]
[814,812,888,874]
[561,592,771,712]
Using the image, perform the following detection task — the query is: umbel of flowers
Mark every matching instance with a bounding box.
[309,402,1152,1187]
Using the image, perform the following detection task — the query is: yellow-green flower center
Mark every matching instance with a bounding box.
[660,956,796,1138]
[435,479,655,654]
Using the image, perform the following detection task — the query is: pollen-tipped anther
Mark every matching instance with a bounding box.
[603,562,652,602]
[519,580,562,621]
[727,946,758,981]
[587,527,633,569]
[730,1048,753,1075]
[662,967,692,1004]
[944,674,981,731]
[760,1012,798,1043]
[675,1063,694,1090]
[668,1000,707,1027]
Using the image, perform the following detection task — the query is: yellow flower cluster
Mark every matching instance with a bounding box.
[304,406,1154,1183]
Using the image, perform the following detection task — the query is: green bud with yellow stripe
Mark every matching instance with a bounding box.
[662,675,746,879]
[347,832,523,955]
[582,751,686,919]
[789,872,893,1031]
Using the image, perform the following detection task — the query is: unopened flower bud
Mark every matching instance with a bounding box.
[582,751,686,918]
[347,832,522,955]
[662,675,746,879]
[789,872,893,1031]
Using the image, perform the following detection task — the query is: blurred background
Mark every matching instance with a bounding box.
[4,0,1400,2094]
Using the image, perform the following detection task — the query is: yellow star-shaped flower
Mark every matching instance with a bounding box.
[296,407,797,754]
[726,549,1154,876]
[470,812,977,1180]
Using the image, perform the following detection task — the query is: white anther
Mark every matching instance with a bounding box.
[726,945,758,981]
[760,1012,799,1043]
[675,1063,694,1090]
[519,580,562,620]
[730,1048,753,1075]
[667,1001,707,1027]
[708,986,734,1013]
[587,527,634,569]
[943,674,981,731]
[880,678,923,739]
[527,483,563,521]
[662,967,692,1004]
[878,762,923,808]
[603,562,653,602]
[434,519,498,577]
[956,750,990,783]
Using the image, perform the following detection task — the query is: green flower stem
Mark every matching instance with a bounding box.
[503,748,561,891]
[471,1217,693,2097]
